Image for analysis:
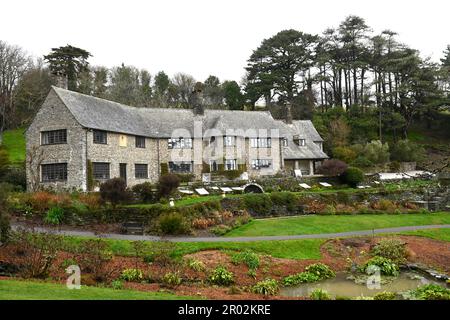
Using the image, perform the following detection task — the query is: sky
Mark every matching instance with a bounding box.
[1,0,449,82]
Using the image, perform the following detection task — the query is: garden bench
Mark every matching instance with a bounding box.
[299,183,311,189]
[195,188,209,195]
[121,221,144,235]
[319,182,332,187]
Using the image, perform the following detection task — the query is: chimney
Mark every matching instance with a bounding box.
[192,82,204,115]
[285,101,293,124]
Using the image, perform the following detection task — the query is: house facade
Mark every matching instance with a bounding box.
[26,86,328,191]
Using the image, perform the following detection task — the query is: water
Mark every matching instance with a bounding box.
[280,272,443,298]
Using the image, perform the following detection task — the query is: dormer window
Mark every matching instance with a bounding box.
[282,138,288,147]
[293,135,305,146]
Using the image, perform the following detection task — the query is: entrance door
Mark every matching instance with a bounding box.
[119,163,127,184]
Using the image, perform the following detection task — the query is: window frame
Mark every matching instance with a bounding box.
[224,159,237,171]
[92,162,110,180]
[41,129,67,145]
[168,137,193,149]
[251,159,272,170]
[223,136,236,147]
[134,163,149,179]
[250,137,271,148]
[41,163,68,182]
[93,130,107,144]
[135,136,146,148]
[168,161,193,173]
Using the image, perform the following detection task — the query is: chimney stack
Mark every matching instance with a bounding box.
[192,82,204,115]
[285,101,293,124]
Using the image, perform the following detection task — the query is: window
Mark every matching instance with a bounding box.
[135,136,146,148]
[315,141,323,150]
[250,137,271,148]
[168,138,192,149]
[41,163,67,182]
[93,130,107,144]
[168,161,193,173]
[93,162,110,180]
[282,138,288,147]
[299,139,306,146]
[224,159,237,171]
[251,159,272,170]
[135,164,148,179]
[223,136,236,147]
[41,129,67,145]
[209,160,218,172]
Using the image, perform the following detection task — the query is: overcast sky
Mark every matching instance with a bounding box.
[2,0,449,82]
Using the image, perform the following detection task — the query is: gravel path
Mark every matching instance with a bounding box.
[10,223,450,243]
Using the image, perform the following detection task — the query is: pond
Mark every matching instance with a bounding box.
[280,272,444,298]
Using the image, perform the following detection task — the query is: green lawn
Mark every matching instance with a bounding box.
[225,212,450,237]
[0,279,195,300]
[1,128,26,164]
[401,228,450,242]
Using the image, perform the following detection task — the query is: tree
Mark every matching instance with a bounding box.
[0,41,31,137]
[44,45,91,91]
[93,66,109,98]
[222,80,243,110]
[153,71,170,107]
[109,63,140,106]
[203,75,223,107]
[245,29,317,104]
[170,73,196,107]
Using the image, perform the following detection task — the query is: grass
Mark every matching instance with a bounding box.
[225,212,450,237]
[401,228,450,242]
[1,128,26,164]
[0,279,195,300]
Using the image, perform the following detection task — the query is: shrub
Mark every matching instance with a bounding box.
[364,140,390,165]
[11,230,63,279]
[76,238,113,282]
[99,178,130,207]
[390,140,425,163]
[160,163,169,175]
[0,210,10,244]
[270,192,297,212]
[208,266,234,286]
[27,191,55,213]
[370,199,397,212]
[191,217,216,229]
[317,159,348,177]
[342,167,364,187]
[252,279,279,296]
[210,225,232,236]
[44,207,65,225]
[78,193,102,210]
[411,284,450,300]
[0,148,10,177]
[362,256,399,276]
[2,166,26,190]
[158,212,190,235]
[132,182,154,203]
[373,291,397,300]
[243,194,272,216]
[371,239,407,264]
[186,258,206,272]
[231,250,260,270]
[351,156,373,168]
[282,272,320,286]
[157,174,180,199]
[305,263,335,279]
[120,268,144,282]
[111,279,124,290]
[333,146,357,164]
[310,289,331,300]
[145,241,177,266]
[161,271,182,287]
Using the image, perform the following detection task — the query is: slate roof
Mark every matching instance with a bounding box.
[52,86,327,159]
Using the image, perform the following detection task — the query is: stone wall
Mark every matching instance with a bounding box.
[25,89,87,191]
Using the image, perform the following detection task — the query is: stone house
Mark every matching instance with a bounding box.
[26,86,328,191]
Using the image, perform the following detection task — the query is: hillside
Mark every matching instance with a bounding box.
[1,128,26,164]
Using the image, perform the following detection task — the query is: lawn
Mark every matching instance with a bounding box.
[225,212,450,237]
[1,128,26,164]
[401,228,450,242]
[0,279,195,300]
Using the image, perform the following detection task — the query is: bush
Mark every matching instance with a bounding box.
[270,192,297,212]
[411,284,450,300]
[132,182,154,203]
[362,256,399,276]
[161,271,182,287]
[342,167,364,187]
[0,148,10,177]
[310,289,331,300]
[0,210,10,244]
[208,266,234,286]
[157,174,180,199]
[99,178,130,207]
[371,239,407,264]
[11,230,63,279]
[373,291,397,300]
[1,166,26,190]
[186,258,206,272]
[390,140,425,163]
[364,140,390,165]
[144,241,177,266]
[333,146,357,164]
[44,206,65,225]
[305,263,335,279]
[78,193,102,210]
[111,279,124,290]
[231,250,260,270]
[370,199,397,212]
[252,279,279,296]
[120,268,144,282]
[158,212,190,235]
[351,156,373,168]
[243,194,272,216]
[317,159,348,177]
[76,238,113,282]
